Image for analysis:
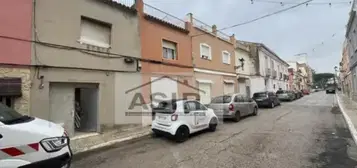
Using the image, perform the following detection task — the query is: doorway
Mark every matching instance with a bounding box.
[74,86,98,133]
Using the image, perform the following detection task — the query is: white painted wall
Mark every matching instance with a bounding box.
[250,77,265,97]
[235,49,252,76]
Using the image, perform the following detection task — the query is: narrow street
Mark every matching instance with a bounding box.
[73,92,357,168]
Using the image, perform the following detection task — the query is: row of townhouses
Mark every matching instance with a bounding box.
[0,0,293,138]
[342,1,357,101]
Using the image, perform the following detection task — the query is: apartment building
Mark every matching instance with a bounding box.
[340,39,352,96]
[235,41,254,97]
[0,0,32,114]
[346,4,357,100]
[186,14,237,104]
[30,0,142,137]
[247,43,289,94]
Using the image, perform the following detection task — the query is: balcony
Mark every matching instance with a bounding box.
[272,70,277,79]
[265,68,271,77]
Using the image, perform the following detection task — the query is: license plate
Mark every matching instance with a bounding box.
[158,116,166,120]
[255,99,263,101]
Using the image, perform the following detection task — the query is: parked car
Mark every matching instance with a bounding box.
[252,91,280,108]
[293,90,303,99]
[207,94,258,122]
[301,89,310,95]
[276,90,296,101]
[0,103,72,168]
[151,99,218,142]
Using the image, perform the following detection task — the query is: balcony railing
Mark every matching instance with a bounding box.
[266,68,271,77]
[272,70,277,78]
[143,3,186,30]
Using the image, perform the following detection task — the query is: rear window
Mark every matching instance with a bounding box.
[276,90,285,94]
[153,101,177,114]
[211,96,232,104]
[253,93,267,97]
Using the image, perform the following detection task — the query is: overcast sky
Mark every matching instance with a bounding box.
[144,0,351,73]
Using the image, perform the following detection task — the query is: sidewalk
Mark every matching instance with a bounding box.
[70,125,151,155]
[336,92,357,144]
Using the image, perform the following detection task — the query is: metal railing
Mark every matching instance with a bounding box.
[112,0,135,7]
[143,3,186,29]
[192,18,213,33]
[217,31,230,42]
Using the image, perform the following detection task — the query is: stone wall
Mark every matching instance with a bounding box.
[0,66,31,115]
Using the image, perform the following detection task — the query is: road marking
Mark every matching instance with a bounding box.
[335,94,357,145]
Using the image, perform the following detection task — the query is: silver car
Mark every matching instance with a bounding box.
[207,94,258,122]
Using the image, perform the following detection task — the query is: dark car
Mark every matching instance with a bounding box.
[293,90,303,99]
[252,91,280,108]
[326,86,336,94]
[276,90,295,101]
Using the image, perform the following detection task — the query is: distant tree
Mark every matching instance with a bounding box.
[313,73,334,88]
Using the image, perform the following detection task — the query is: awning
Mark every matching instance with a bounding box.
[0,78,22,97]
[196,79,213,84]
[223,79,235,84]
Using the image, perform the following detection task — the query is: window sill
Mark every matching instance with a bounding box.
[201,57,212,61]
[223,62,231,65]
[77,39,111,49]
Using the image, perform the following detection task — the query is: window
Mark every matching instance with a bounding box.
[79,17,111,48]
[222,51,231,64]
[212,96,232,103]
[0,97,14,109]
[200,43,212,60]
[162,40,177,60]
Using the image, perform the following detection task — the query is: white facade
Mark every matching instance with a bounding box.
[257,46,289,92]
[235,42,254,97]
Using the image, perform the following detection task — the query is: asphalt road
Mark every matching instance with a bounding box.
[73,92,357,168]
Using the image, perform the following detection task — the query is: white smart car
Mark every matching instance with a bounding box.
[151,99,218,142]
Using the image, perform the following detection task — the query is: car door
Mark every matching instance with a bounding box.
[234,95,249,116]
[244,96,255,114]
[268,92,277,105]
[184,101,205,130]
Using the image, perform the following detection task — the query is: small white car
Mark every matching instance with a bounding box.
[0,103,72,168]
[151,99,218,142]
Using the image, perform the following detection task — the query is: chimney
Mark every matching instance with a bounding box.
[212,25,217,35]
[135,0,144,15]
[185,13,193,31]
[230,34,236,47]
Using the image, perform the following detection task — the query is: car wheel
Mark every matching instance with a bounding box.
[175,126,189,143]
[270,102,275,108]
[233,111,241,122]
[252,107,258,116]
[208,117,218,132]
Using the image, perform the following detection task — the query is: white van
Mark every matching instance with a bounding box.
[0,103,72,168]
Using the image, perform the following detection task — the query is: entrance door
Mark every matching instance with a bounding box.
[151,77,178,106]
[238,81,246,95]
[198,83,211,104]
[224,83,234,94]
[79,88,98,132]
[50,83,75,137]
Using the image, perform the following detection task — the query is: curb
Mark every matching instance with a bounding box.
[72,131,152,161]
[335,94,357,145]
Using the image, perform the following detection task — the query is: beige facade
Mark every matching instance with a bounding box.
[0,66,31,115]
[31,0,142,137]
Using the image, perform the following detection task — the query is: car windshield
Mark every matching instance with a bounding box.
[253,93,267,98]
[153,100,177,114]
[276,90,285,94]
[0,103,32,125]
[211,95,232,104]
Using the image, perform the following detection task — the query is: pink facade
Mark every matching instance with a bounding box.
[0,0,32,65]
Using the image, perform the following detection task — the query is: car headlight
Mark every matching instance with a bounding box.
[40,136,68,153]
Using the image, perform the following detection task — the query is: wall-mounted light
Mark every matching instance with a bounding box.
[234,58,245,70]
[38,75,44,89]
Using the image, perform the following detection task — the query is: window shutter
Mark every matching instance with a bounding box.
[201,45,210,58]
[80,18,111,47]
[162,40,176,50]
